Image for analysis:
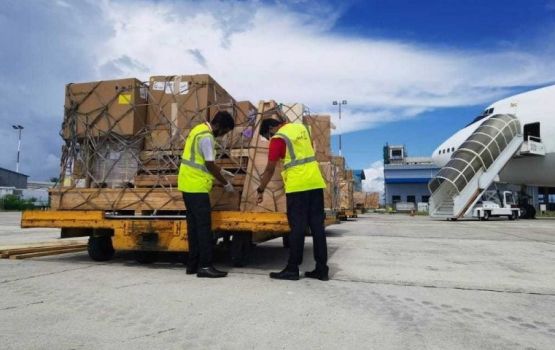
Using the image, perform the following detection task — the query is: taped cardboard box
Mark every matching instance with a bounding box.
[338,180,354,210]
[63,78,147,138]
[234,101,257,126]
[319,162,337,210]
[147,74,234,130]
[354,191,380,209]
[331,156,346,179]
[240,101,286,213]
[304,115,331,162]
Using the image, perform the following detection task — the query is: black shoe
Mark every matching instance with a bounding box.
[197,266,228,278]
[269,268,299,281]
[186,265,197,275]
[305,268,329,281]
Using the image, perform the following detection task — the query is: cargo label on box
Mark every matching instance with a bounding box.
[118,93,133,105]
[152,81,189,95]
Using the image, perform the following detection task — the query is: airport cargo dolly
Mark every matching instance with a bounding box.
[21,210,338,263]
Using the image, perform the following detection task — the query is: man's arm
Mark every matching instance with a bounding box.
[257,160,277,203]
[199,136,229,185]
[206,161,228,185]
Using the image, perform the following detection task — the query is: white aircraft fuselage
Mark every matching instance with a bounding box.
[432,84,555,187]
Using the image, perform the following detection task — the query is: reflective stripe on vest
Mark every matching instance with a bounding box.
[274,124,316,170]
[181,130,212,174]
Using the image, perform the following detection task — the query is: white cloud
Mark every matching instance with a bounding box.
[2,0,555,179]
[362,160,384,196]
[95,0,555,131]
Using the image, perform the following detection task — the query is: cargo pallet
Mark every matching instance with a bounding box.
[21,210,338,263]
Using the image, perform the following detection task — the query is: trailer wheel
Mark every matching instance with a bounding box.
[135,251,158,264]
[483,211,490,221]
[509,211,518,221]
[88,235,114,262]
[230,233,252,267]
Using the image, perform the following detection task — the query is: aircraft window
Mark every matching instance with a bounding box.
[465,107,495,127]
[451,147,455,152]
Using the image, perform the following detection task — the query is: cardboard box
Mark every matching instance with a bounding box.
[147,74,235,131]
[63,78,147,138]
[144,128,190,151]
[234,101,257,126]
[304,115,331,162]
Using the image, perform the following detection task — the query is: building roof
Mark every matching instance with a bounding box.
[0,167,29,177]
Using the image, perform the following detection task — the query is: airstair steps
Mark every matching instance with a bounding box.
[428,114,523,219]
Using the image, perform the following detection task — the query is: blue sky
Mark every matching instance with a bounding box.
[1,0,554,187]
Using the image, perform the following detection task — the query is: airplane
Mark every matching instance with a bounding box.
[429,84,555,219]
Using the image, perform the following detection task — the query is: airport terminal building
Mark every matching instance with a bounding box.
[383,144,439,210]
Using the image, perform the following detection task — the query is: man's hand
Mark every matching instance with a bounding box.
[256,187,264,204]
[220,169,235,178]
[224,182,235,193]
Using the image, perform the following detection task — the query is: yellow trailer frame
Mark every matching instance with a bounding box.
[21,210,338,254]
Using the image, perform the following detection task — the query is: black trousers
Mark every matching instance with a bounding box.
[286,188,328,271]
[182,192,213,268]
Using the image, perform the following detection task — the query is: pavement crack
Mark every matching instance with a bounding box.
[0,265,98,284]
[0,300,44,311]
[129,327,176,340]
[230,271,555,296]
[331,277,555,296]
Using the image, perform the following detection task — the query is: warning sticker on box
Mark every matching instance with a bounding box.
[152,81,189,95]
[152,81,166,91]
[118,93,133,105]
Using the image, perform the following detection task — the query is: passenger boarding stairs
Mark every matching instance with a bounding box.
[428,114,525,219]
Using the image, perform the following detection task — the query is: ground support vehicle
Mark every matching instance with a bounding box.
[21,210,338,264]
[472,191,520,221]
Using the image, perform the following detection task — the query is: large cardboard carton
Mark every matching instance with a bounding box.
[234,101,257,126]
[147,74,234,128]
[304,115,331,162]
[63,78,147,138]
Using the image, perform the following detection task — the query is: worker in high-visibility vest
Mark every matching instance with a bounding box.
[256,116,329,281]
[178,111,236,278]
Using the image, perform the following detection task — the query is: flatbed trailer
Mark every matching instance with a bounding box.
[21,210,338,263]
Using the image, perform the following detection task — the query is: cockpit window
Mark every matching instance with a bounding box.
[465,107,495,127]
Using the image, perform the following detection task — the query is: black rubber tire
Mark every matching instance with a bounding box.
[230,233,253,267]
[509,211,518,221]
[528,205,536,219]
[282,235,290,248]
[483,211,490,221]
[134,251,158,264]
[88,235,115,262]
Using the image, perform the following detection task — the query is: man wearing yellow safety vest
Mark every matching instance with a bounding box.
[257,117,329,281]
[178,111,236,278]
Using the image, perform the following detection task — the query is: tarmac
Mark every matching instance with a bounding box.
[1,211,554,349]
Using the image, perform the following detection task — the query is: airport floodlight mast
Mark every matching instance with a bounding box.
[12,124,24,173]
[332,100,347,156]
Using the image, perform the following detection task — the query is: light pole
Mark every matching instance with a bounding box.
[12,125,24,173]
[332,100,347,156]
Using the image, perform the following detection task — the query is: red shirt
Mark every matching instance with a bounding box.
[268,138,286,161]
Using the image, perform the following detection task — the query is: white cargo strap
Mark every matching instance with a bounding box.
[275,125,316,170]
[181,130,212,174]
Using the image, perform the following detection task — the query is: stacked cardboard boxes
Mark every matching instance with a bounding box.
[53,75,347,216]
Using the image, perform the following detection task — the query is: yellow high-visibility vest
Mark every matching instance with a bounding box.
[272,123,326,193]
[178,123,215,193]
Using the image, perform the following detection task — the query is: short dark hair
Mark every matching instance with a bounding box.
[211,111,235,130]
[260,118,283,137]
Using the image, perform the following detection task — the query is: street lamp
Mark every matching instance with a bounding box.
[332,100,347,156]
[12,125,24,173]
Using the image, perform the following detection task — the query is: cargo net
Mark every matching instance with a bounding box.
[54,76,335,214]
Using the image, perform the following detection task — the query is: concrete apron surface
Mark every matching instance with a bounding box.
[1,212,554,350]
